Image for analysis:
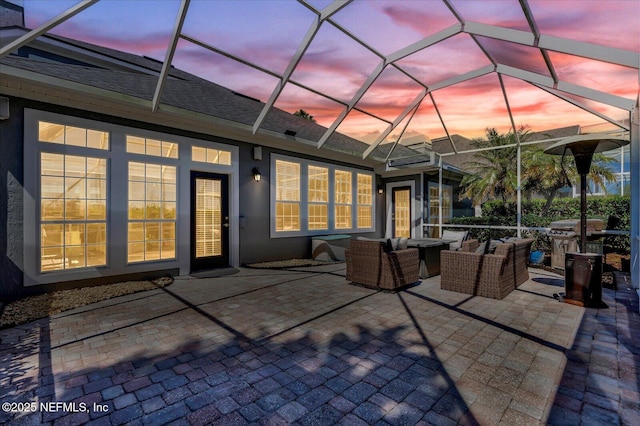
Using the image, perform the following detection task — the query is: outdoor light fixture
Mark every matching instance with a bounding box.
[252,167,261,182]
[377,185,384,194]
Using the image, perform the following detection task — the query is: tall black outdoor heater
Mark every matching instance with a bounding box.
[544,134,629,307]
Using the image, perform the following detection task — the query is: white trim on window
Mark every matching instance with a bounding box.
[24,109,240,286]
[270,154,375,238]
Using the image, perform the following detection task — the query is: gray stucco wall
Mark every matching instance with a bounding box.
[0,97,25,298]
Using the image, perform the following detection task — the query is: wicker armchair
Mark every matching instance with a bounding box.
[345,240,419,291]
[440,238,534,299]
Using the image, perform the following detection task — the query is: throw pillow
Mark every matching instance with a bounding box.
[384,239,394,253]
[442,230,468,251]
[397,237,409,250]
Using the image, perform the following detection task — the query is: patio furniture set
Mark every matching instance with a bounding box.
[345,233,534,299]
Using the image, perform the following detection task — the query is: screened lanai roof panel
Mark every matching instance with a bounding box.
[546,51,638,100]
[475,36,551,77]
[6,0,638,168]
[272,83,344,129]
[529,0,640,52]
[378,111,439,163]
[498,75,622,136]
[431,73,513,139]
[401,99,448,142]
[329,0,458,56]
[448,0,530,31]
[24,0,179,60]
[395,33,492,88]
[546,89,630,129]
[181,0,313,76]
[354,66,425,123]
[172,39,279,103]
[334,110,390,146]
[289,22,381,104]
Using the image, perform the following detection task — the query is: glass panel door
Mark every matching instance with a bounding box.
[392,187,411,238]
[191,171,229,271]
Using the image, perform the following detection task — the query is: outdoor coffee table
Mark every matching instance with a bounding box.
[407,239,453,278]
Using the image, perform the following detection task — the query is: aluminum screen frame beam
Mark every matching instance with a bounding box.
[252,0,352,135]
[152,0,190,113]
[630,102,639,290]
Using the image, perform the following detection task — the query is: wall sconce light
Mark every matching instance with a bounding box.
[377,185,384,194]
[252,167,261,182]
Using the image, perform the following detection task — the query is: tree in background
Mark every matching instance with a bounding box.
[293,109,316,123]
[459,127,530,205]
[460,127,618,215]
[522,145,617,216]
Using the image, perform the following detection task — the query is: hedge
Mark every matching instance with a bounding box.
[448,196,630,253]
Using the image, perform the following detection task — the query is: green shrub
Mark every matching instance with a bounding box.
[451,195,630,253]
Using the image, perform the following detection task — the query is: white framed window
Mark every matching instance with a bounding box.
[334,170,352,229]
[271,154,375,237]
[40,152,108,272]
[308,165,328,230]
[25,109,240,287]
[428,182,453,221]
[357,174,373,229]
[275,159,301,232]
[126,135,178,158]
[127,162,177,263]
[192,146,232,165]
[39,121,109,150]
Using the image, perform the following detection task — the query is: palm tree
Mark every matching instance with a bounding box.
[459,127,618,214]
[293,109,316,123]
[459,127,529,205]
[522,146,617,216]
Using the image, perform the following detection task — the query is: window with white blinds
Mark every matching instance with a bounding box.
[357,174,373,229]
[334,170,352,229]
[275,160,301,232]
[271,155,374,236]
[308,165,328,230]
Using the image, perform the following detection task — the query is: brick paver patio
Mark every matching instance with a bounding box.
[1,264,638,425]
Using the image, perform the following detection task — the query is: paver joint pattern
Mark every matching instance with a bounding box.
[1,266,638,425]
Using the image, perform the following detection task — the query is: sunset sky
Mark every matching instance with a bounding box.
[22,0,640,145]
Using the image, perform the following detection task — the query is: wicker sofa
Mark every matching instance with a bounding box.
[440,238,534,299]
[345,239,419,291]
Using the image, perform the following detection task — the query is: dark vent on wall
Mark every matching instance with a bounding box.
[232,91,261,103]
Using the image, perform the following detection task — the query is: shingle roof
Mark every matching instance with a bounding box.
[2,54,396,160]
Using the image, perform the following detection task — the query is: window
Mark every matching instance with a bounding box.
[357,174,373,228]
[271,155,374,236]
[192,146,232,165]
[127,162,177,262]
[275,160,300,231]
[428,182,452,220]
[334,170,352,229]
[308,165,328,230]
[127,135,178,158]
[40,152,107,271]
[39,121,109,150]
